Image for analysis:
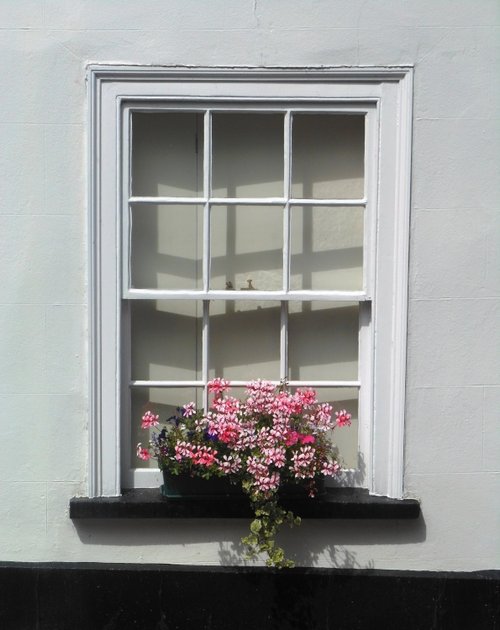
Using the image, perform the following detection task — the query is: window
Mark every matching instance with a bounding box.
[88,67,412,499]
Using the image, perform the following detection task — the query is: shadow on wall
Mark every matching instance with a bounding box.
[72,514,426,569]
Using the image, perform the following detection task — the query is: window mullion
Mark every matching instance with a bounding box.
[202,300,209,409]
[203,110,212,294]
[283,110,292,293]
[281,111,292,381]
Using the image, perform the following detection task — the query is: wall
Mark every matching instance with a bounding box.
[0,0,498,571]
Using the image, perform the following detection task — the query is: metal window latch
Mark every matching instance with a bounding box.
[240,279,256,290]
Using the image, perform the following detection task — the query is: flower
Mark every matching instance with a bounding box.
[299,434,315,445]
[136,443,151,461]
[182,402,196,418]
[207,377,230,397]
[141,410,159,429]
[335,409,352,427]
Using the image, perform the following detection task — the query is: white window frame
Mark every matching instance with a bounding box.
[88,66,413,499]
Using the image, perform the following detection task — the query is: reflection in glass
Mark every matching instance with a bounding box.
[130,301,202,381]
[292,114,364,199]
[130,204,203,290]
[212,114,284,197]
[131,112,203,197]
[290,206,364,290]
[210,205,283,291]
[288,302,359,381]
[209,301,280,380]
[132,387,202,468]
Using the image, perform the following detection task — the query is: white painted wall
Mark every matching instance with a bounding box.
[0,0,498,571]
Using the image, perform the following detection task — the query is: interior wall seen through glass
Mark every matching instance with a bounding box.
[288,302,359,381]
[212,113,284,198]
[209,300,281,380]
[210,205,283,291]
[131,112,203,197]
[130,204,203,290]
[292,114,365,199]
[130,300,202,382]
[290,206,364,291]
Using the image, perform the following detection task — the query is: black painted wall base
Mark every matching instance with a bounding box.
[0,563,498,630]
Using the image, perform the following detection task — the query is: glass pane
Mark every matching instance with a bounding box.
[130,300,202,381]
[212,113,284,198]
[288,302,359,380]
[292,114,364,199]
[314,388,359,471]
[209,300,280,380]
[131,112,203,197]
[210,205,283,291]
[130,204,203,290]
[132,387,202,468]
[290,206,364,290]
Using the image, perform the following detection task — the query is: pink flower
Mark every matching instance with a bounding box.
[191,445,218,466]
[312,403,334,431]
[294,388,317,408]
[299,434,315,445]
[218,454,242,474]
[174,441,195,461]
[335,409,352,427]
[291,445,316,479]
[207,377,231,397]
[182,402,196,418]
[321,460,341,476]
[136,443,151,461]
[285,431,300,446]
[262,446,286,468]
[141,410,159,429]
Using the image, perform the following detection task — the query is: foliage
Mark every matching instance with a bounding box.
[137,379,350,568]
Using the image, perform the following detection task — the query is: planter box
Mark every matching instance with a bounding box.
[161,471,325,500]
[161,471,242,499]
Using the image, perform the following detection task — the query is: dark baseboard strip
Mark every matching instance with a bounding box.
[0,563,498,630]
[70,487,420,519]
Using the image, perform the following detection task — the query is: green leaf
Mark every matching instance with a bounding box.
[249,519,262,534]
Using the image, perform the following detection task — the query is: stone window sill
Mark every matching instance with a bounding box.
[70,488,420,520]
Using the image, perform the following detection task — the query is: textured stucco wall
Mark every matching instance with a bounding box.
[0,0,498,570]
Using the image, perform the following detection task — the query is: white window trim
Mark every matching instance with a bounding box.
[88,65,413,499]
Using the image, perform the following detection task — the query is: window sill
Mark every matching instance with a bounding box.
[70,488,420,520]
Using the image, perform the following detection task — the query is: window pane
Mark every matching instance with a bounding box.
[288,302,359,380]
[290,206,364,290]
[212,113,284,198]
[130,204,203,290]
[209,300,281,380]
[132,387,202,468]
[313,388,359,471]
[292,114,364,199]
[210,205,283,291]
[130,300,202,381]
[131,112,203,197]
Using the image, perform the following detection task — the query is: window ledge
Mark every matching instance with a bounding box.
[70,488,420,520]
